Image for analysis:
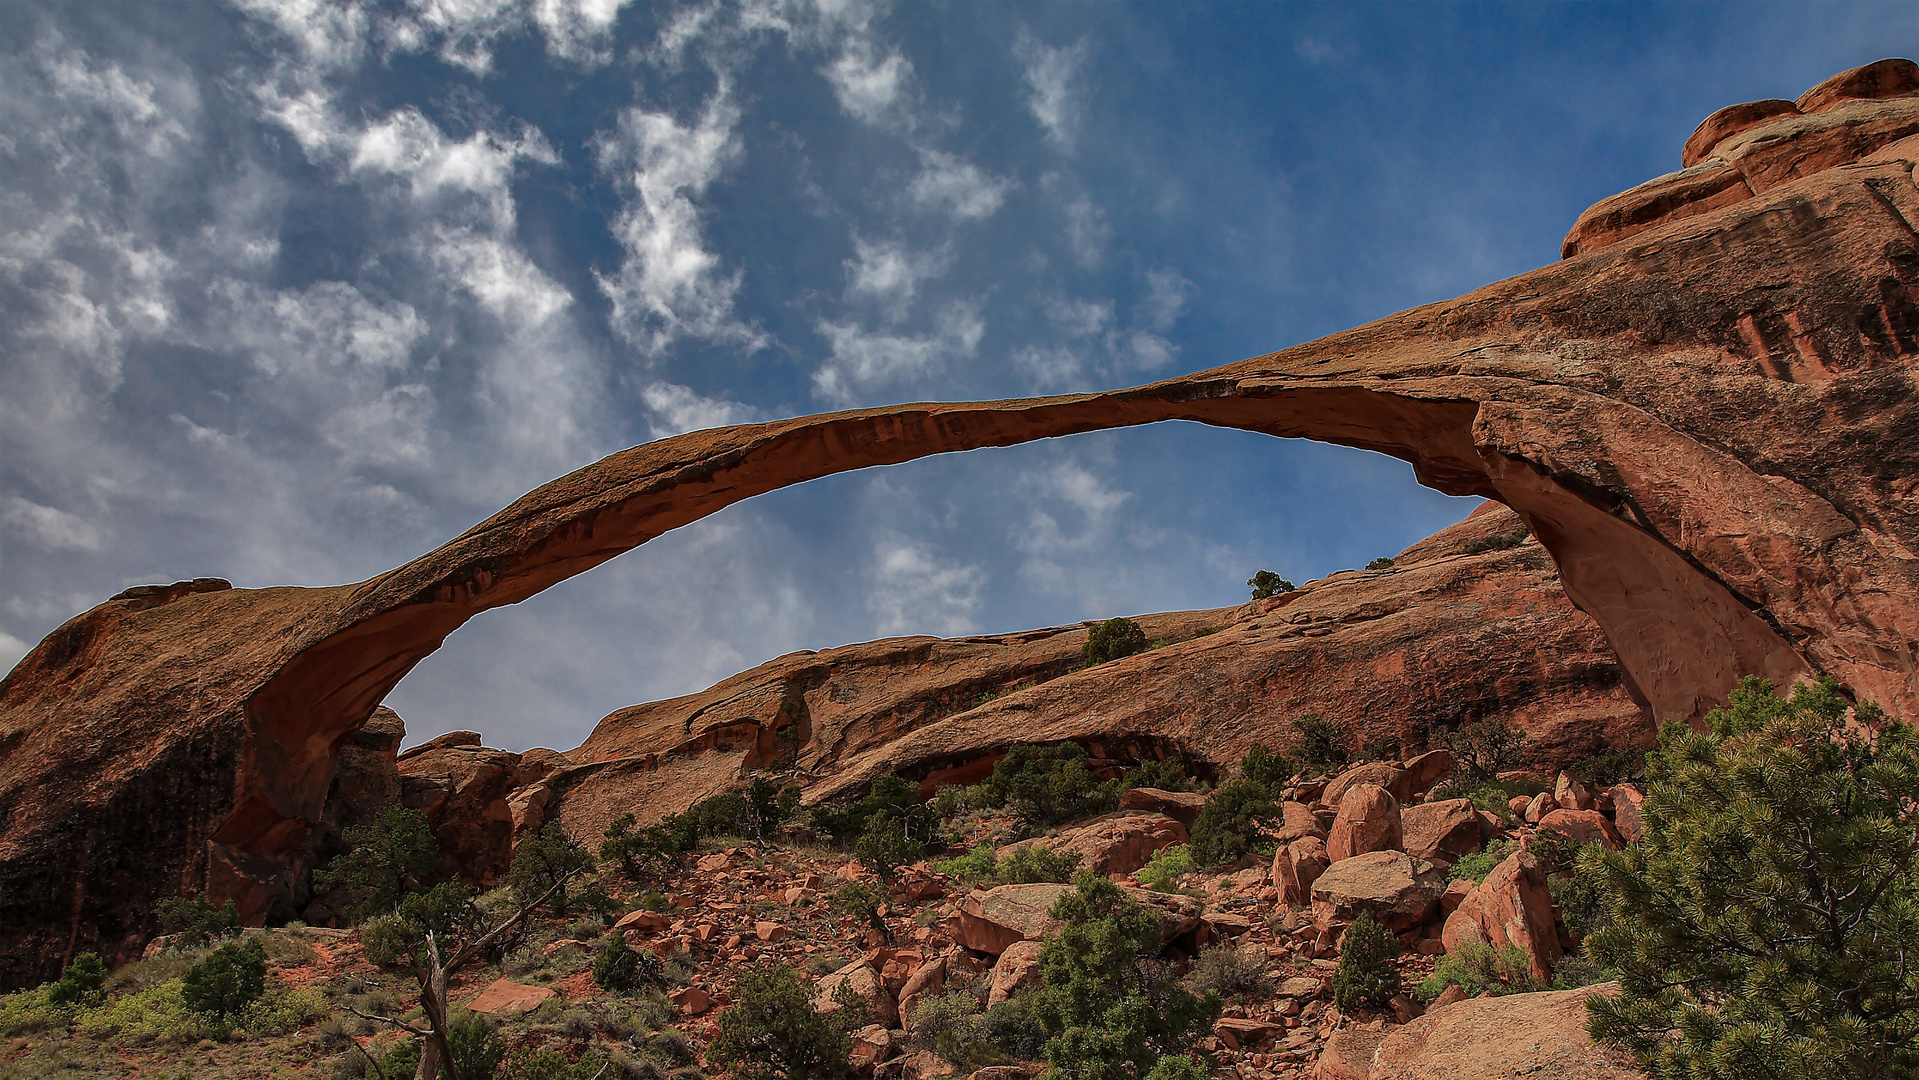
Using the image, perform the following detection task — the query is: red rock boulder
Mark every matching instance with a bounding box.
[1400,798,1485,864]
[1323,761,1408,808]
[1311,850,1446,933]
[1274,836,1331,906]
[1441,851,1562,980]
[1553,772,1596,812]
[1329,783,1403,862]
[1608,784,1647,844]
[1000,812,1188,876]
[1119,787,1207,827]
[1368,983,1638,1079]
[1535,808,1624,851]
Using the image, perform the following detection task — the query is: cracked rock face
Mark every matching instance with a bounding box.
[4,60,1919,988]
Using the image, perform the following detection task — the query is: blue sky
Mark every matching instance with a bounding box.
[1,2,1912,751]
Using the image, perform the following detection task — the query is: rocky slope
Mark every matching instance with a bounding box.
[544,505,1645,852]
[4,58,1919,989]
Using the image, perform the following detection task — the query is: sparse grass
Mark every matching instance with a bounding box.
[1185,942,1270,1000]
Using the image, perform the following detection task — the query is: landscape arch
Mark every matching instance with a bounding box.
[3,105,1917,987]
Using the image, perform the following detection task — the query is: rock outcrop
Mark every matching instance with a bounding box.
[5,60,1919,988]
[1367,984,1639,1080]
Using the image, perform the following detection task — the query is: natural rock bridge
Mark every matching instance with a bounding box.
[2,59,1917,988]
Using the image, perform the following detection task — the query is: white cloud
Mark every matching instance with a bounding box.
[595,91,765,357]
[908,149,1014,221]
[1045,296,1115,338]
[812,301,984,405]
[824,45,913,127]
[1014,32,1087,147]
[2,497,103,553]
[844,236,949,322]
[1063,196,1108,264]
[1139,268,1194,333]
[867,537,983,637]
[642,381,763,440]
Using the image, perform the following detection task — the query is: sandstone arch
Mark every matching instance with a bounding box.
[3,62,1919,987]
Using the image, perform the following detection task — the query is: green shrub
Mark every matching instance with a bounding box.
[73,979,213,1044]
[1189,776,1281,868]
[998,844,1082,885]
[45,952,106,1007]
[449,1010,509,1079]
[810,775,941,854]
[1083,617,1149,666]
[856,807,933,882]
[182,937,267,1020]
[706,963,857,1080]
[1444,839,1513,883]
[0,985,69,1037]
[502,1047,613,1079]
[1143,1056,1211,1080]
[1365,557,1395,570]
[977,742,1120,831]
[1291,713,1351,772]
[1121,757,1195,793]
[508,820,596,915]
[1238,743,1293,790]
[357,880,483,967]
[1247,571,1295,600]
[592,930,663,993]
[1441,716,1527,783]
[1136,845,1195,892]
[910,991,997,1070]
[1551,944,1614,991]
[1185,942,1269,999]
[982,991,1050,1060]
[1428,778,1544,825]
[1330,912,1399,1011]
[239,982,331,1036]
[1414,942,1539,1001]
[932,843,999,883]
[1033,872,1220,1079]
[155,892,241,949]
[1566,745,1646,786]
[1462,523,1530,554]
[1586,676,1919,1080]
[312,805,441,921]
[360,1037,421,1080]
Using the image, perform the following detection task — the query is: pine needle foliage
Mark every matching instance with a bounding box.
[1585,676,1919,1080]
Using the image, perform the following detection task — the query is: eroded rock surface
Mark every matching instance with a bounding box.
[5,60,1919,988]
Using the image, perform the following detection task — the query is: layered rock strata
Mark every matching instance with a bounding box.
[4,60,1919,987]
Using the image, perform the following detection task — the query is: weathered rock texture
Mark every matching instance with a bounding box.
[1368,983,1639,1080]
[4,60,1919,988]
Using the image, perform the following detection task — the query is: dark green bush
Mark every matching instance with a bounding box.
[1445,839,1514,883]
[910,991,999,1070]
[706,963,857,1080]
[450,1010,509,1079]
[1247,571,1294,600]
[1330,912,1399,1011]
[507,821,596,915]
[1188,777,1281,868]
[1586,676,1919,1080]
[1364,557,1395,570]
[361,1039,421,1079]
[982,992,1050,1060]
[1122,757,1194,793]
[1566,745,1646,786]
[182,937,267,1020]
[1083,617,1149,666]
[1441,716,1527,783]
[1237,743,1293,790]
[1033,872,1220,1079]
[592,929,662,993]
[313,805,441,921]
[979,742,1120,831]
[502,1047,613,1079]
[1185,942,1269,999]
[154,892,240,948]
[931,843,999,883]
[1462,523,1530,554]
[45,953,107,1007]
[810,774,940,854]
[1291,713,1351,772]
[603,779,795,884]
[997,844,1083,885]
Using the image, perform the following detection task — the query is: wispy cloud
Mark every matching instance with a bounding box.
[1014,32,1088,147]
[812,302,985,405]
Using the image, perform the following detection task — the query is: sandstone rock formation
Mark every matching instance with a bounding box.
[1441,851,1563,980]
[1367,984,1639,1080]
[1399,799,1486,865]
[1000,812,1189,877]
[1328,783,1404,862]
[1310,850,1447,933]
[5,59,1919,988]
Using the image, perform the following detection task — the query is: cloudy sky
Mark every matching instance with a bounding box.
[1,2,1909,751]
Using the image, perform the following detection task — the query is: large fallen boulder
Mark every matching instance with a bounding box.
[1276,801,1330,843]
[1120,787,1207,826]
[1535,808,1624,851]
[1323,762,1409,809]
[1441,851,1562,980]
[1311,850,1446,933]
[1367,984,1638,1079]
[1329,783,1404,862]
[1400,799,1485,864]
[1274,836,1331,906]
